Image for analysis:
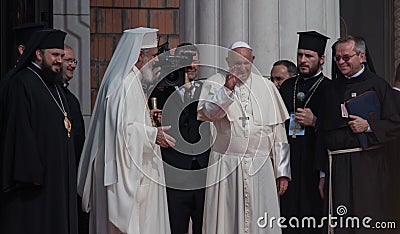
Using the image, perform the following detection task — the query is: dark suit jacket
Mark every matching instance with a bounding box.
[151,81,211,170]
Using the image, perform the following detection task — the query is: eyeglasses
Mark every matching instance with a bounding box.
[63,58,78,65]
[333,53,358,62]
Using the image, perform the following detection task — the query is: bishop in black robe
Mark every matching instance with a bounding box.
[0,29,78,234]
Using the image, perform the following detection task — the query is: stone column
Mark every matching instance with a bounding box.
[180,0,340,77]
[53,0,91,126]
[179,0,196,43]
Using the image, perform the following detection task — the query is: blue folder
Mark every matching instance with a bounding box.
[345,90,381,149]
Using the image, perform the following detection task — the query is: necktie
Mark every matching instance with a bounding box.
[184,88,191,105]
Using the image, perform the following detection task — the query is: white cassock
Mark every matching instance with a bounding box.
[198,72,291,234]
[77,66,170,234]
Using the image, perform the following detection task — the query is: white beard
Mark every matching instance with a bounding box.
[141,65,156,84]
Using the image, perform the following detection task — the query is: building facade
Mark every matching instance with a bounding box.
[0,0,397,122]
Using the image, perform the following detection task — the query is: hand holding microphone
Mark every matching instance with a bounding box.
[296,92,306,109]
[294,93,316,127]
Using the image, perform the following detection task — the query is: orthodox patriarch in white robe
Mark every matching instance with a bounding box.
[198,42,291,234]
[77,27,172,234]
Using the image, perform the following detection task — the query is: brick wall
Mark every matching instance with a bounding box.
[90,0,179,109]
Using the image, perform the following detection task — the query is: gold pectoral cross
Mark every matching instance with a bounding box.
[64,112,72,138]
[290,121,302,138]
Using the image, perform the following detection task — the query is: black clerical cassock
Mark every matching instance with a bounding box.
[316,69,400,234]
[0,29,78,234]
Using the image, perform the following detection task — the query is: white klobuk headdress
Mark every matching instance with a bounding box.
[100,27,158,91]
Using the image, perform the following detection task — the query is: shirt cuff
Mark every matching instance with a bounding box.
[366,124,373,132]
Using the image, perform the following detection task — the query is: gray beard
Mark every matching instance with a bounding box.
[141,66,156,84]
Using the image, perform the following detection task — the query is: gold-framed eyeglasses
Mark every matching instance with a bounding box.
[63,58,78,65]
[333,53,358,62]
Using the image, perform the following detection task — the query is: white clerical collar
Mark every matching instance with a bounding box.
[345,64,365,79]
[393,86,400,92]
[303,70,322,80]
[31,61,42,70]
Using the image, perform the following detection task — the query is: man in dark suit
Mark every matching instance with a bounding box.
[152,43,211,234]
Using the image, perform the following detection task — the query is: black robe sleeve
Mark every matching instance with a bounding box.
[1,72,43,191]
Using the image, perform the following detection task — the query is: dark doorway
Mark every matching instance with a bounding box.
[339,0,394,83]
[0,0,53,77]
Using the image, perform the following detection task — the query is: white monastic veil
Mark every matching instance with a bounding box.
[100,27,158,95]
[77,27,158,217]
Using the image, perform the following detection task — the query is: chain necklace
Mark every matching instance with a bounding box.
[27,67,72,138]
[291,75,324,138]
[233,77,253,136]
[292,75,325,112]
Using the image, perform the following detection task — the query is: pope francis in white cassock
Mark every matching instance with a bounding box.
[77,27,173,234]
[198,42,291,234]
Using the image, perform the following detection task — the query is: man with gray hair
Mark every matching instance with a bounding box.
[317,35,400,233]
[198,41,291,234]
[77,27,175,234]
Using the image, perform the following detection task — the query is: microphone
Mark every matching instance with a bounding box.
[296,92,306,109]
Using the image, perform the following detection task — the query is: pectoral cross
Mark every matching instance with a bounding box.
[239,115,249,128]
[290,121,302,138]
[239,114,250,137]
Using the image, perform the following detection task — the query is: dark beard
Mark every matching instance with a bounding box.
[299,66,319,78]
[41,64,63,85]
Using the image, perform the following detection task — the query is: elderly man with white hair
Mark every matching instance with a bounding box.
[198,41,291,234]
[77,27,175,234]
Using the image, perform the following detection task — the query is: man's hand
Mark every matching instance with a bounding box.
[276,177,289,196]
[319,177,325,199]
[224,72,239,90]
[348,115,369,133]
[295,108,316,127]
[156,125,176,148]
